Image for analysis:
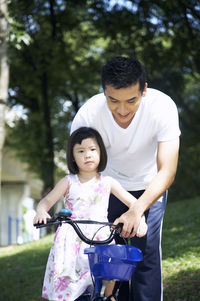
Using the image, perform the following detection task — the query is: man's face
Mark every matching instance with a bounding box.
[104,82,147,128]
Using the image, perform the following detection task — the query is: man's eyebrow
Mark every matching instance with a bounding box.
[108,95,137,101]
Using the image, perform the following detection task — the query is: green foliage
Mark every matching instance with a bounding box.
[0,196,199,300]
[7,0,105,194]
[169,73,200,200]
[91,0,200,201]
[6,0,200,199]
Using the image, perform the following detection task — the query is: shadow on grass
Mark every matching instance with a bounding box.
[0,245,50,301]
[164,268,200,301]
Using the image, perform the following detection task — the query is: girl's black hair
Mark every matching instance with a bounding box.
[67,127,107,174]
[101,56,146,92]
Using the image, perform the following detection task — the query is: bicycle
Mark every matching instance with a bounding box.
[34,208,142,301]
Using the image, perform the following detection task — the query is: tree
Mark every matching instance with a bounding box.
[91,0,200,200]
[6,0,200,201]
[0,0,9,242]
[7,0,105,196]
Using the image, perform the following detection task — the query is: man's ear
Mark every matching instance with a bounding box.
[142,83,148,96]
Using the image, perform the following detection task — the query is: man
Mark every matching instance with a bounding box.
[70,56,180,301]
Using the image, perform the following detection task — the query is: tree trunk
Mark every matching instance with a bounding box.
[40,72,55,233]
[0,0,9,244]
[40,71,55,196]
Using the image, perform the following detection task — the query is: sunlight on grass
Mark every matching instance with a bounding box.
[163,251,200,275]
[0,233,54,257]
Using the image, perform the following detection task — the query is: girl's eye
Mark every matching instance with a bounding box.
[91,148,96,151]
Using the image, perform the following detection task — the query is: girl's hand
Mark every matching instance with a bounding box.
[136,215,148,238]
[33,211,51,225]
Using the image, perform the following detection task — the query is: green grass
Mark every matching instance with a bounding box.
[162,196,200,300]
[0,197,200,301]
[0,234,53,301]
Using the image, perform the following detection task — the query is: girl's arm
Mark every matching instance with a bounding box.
[33,177,69,224]
[110,177,148,237]
[110,177,137,208]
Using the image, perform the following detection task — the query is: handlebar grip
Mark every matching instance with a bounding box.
[115,223,123,231]
[34,209,72,228]
[34,218,59,228]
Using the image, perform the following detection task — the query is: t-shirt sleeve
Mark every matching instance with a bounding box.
[70,108,89,134]
[156,98,181,141]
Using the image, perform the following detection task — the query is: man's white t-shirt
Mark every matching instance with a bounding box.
[71,88,181,191]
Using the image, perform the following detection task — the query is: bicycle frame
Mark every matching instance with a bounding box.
[34,209,142,301]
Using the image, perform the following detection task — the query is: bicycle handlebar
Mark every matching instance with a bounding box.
[34,209,122,245]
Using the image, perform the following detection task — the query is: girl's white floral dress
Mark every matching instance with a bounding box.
[42,174,112,301]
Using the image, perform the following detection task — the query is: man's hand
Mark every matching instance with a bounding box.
[113,204,143,238]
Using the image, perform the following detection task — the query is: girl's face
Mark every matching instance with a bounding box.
[73,138,100,173]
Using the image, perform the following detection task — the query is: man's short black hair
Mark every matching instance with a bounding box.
[101,56,146,92]
[67,127,107,174]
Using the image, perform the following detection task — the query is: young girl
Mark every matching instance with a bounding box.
[34,127,147,301]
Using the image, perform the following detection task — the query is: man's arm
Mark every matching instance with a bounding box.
[113,137,180,237]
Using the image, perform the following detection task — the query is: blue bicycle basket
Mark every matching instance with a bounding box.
[84,244,142,281]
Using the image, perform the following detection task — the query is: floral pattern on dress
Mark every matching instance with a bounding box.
[42,174,111,301]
